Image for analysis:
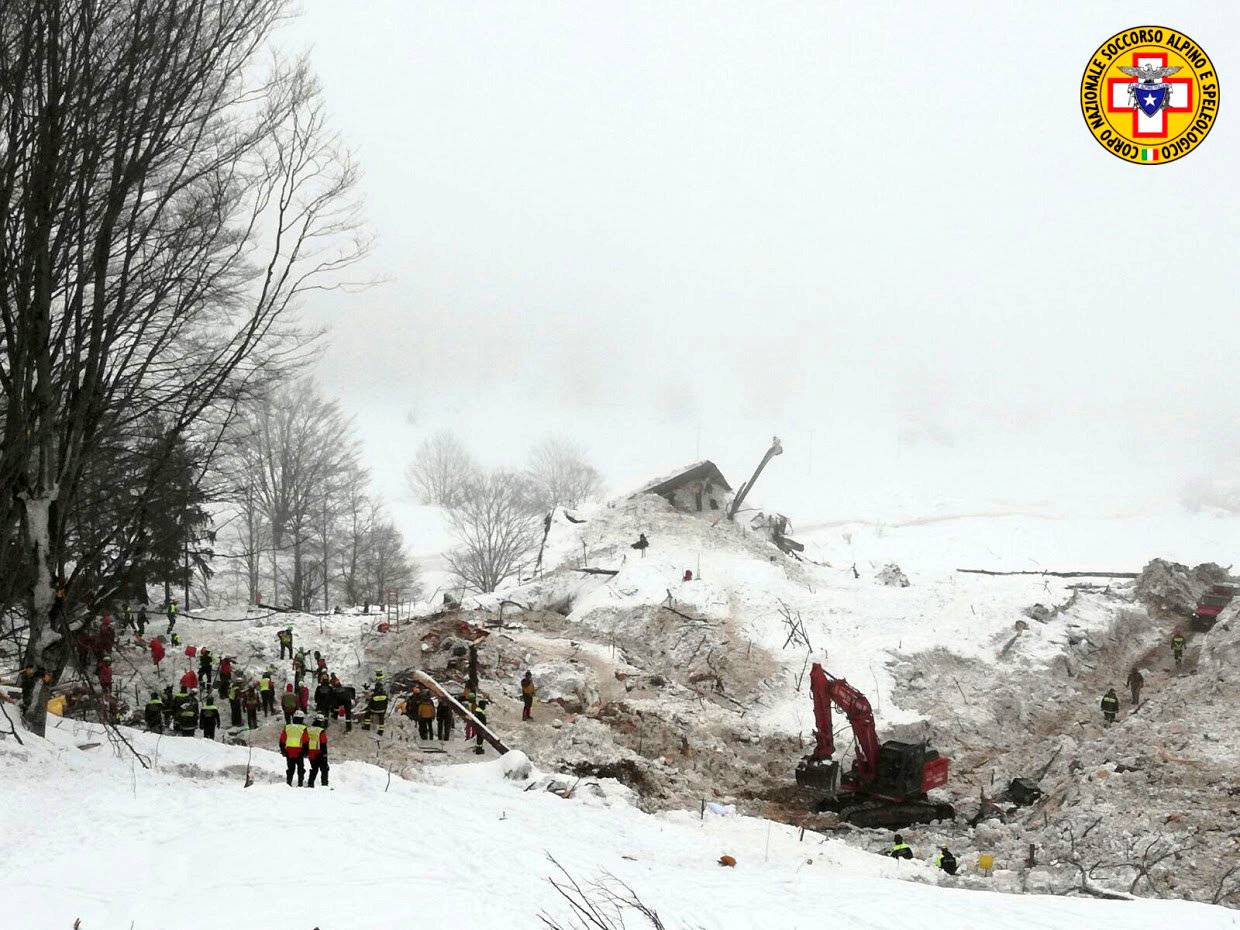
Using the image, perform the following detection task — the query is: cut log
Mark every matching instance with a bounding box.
[572,567,619,576]
[957,569,1138,579]
[410,669,509,755]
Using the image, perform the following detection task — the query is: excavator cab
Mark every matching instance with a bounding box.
[873,740,949,796]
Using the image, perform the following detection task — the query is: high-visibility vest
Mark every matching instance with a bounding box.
[418,702,434,719]
[284,723,307,746]
[146,698,162,711]
[307,726,324,751]
[259,677,272,692]
[522,682,535,696]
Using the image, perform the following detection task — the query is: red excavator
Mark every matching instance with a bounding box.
[794,662,954,827]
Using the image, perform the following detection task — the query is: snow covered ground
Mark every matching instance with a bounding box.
[1,715,1233,930]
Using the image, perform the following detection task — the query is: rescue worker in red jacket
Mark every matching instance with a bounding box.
[306,713,329,788]
[280,682,298,722]
[150,637,165,668]
[180,667,198,692]
[280,710,310,786]
[217,655,233,698]
[98,656,113,692]
[297,681,310,713]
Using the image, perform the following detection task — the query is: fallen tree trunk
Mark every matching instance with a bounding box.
[572,567,619,576]
[957,569,1138,579]
[410,669,509,755]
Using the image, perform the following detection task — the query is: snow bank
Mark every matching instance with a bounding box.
[0,717,1232,928]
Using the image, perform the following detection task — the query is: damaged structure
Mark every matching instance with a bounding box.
[629,460,732,514]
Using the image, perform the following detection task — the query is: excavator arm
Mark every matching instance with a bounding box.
[807,662,880,783]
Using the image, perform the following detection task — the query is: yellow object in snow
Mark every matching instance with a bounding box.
[977,853,994,872]
[46,695,67,717]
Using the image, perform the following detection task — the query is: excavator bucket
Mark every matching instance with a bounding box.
[794,757,840,795]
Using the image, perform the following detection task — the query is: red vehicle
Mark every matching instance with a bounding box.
[1193,584,1238,630]
[795,663,954,827]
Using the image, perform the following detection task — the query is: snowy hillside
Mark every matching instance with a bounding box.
[1,715,1232,930]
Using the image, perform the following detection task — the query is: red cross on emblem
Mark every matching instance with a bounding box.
[1106,52,1192,139]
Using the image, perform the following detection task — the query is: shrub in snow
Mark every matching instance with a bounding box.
[877,563,911,587]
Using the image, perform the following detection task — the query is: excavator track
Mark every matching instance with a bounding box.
[836,799,956,829]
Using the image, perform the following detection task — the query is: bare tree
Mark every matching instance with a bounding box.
[444,471,539,593]
[231,381,360,610]
[0,0,367,734]
[405,429,478,508]
[360,518,419,606]
[523,437,604,513]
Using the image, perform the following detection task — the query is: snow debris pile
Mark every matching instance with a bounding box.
[876,563,911,587]
[1134,558,1229,615]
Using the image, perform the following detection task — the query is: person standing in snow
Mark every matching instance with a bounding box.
[150,637,165,670]
[145,691,164,733]
[297,680,310,714]
[934,847,958,875]
[314,650,327,676]
[631,533,649,557]
[243,684,260,729]
[293,650,307,688]
[1126,667,1144,705]
[333,681,355,732]
[1172,632,1186,669]
[281,683,298,723]
[277,626,293,660]
[228,680,243,728]
[472,697,489,755]
[520,671,536,721]
[136,604,147,636]
[198,647,213,691]
[1101,688,1119,724]
[121,603,135,633]
[217,655,233,698]
[162,685,177,729]
[887,835,913,859]
[180,666,198,693]
[436,694,454,742]
[280,710,310,786]
[166,598,178,632]
[200,695,221,740]
[362,682,388,736]
[175,687,199,736]
[416,691,435,740]
[259,671,275,717]
[314,674,334,720]
[306,714,329,788]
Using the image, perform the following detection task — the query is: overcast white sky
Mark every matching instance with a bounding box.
[283,2,1240,546]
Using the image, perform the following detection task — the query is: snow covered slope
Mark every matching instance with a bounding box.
[0,717,1232,930]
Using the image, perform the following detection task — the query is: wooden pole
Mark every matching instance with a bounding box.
[411,669,509,755]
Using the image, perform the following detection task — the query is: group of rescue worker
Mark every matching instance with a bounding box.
[1100,632,1188,725]
[886,834,957,875]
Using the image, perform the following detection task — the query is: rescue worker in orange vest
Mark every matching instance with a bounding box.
[306,713,329,788]
[280,710,309,786]
[416,691,436,740]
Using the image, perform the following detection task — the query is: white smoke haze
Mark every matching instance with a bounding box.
[282,2,1240,555]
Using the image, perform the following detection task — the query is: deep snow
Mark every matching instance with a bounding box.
[1,715,1235,930]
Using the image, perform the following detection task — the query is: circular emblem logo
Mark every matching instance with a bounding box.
[1080,26,1219,164]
